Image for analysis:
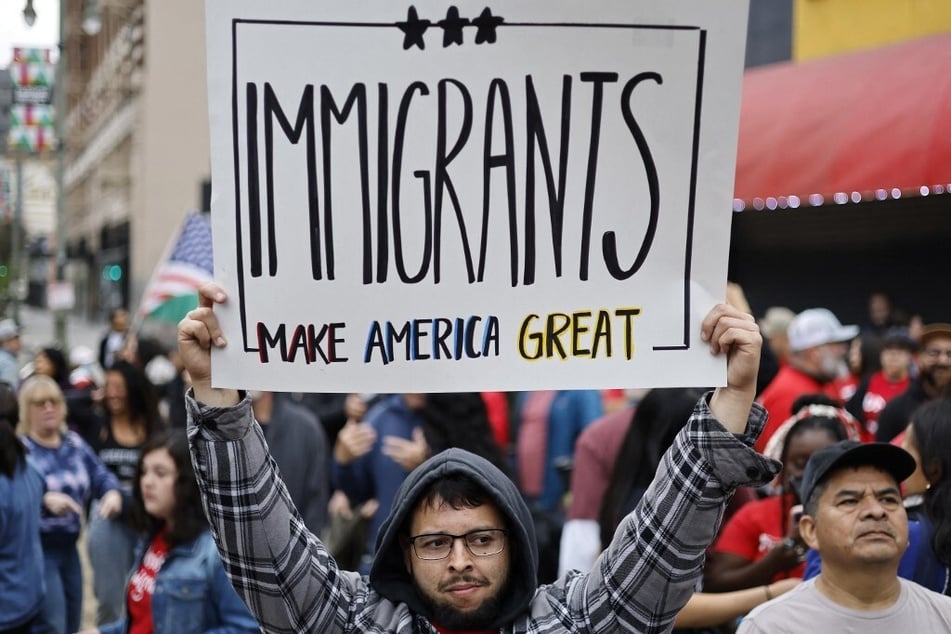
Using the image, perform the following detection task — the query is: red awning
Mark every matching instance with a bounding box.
[734,34,951,203]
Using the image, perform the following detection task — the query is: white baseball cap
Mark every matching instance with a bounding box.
[787,308,858,352]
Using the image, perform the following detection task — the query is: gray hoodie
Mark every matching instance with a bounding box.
[370,448,538,629]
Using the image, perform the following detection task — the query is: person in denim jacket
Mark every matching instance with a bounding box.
[80,429,259,634]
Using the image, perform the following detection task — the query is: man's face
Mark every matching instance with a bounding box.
[918,335,951,392]
[801,466,908,571]
[112,309,129,332]
[403,496,510,629]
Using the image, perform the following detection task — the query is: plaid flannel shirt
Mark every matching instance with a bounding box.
[187,391,777,634]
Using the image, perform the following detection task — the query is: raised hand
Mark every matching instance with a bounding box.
[382,427,430,471]
[177,282,239,407]
[701,302,762,434]
[334,418,378,466]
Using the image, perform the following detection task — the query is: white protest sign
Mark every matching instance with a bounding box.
[205,0,748,392]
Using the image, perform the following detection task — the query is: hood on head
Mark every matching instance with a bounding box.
[369,448,538,627]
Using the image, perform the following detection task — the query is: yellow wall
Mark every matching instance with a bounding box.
[794,0,951,60]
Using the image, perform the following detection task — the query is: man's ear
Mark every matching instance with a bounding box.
[800,514,819,551]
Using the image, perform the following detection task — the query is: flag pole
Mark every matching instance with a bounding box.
[128,211,193,340]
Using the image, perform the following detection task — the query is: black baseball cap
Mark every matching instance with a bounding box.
[800,440,917,509]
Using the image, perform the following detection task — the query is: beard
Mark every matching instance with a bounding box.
[818,350,847,382]
[414,574,509,630]
[921,364,951,394]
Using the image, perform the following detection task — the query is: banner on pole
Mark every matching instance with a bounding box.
[8,47,55,155]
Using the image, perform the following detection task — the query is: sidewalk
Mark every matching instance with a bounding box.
[17,304,104,355]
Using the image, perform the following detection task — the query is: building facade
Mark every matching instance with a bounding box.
[62,0,209,321]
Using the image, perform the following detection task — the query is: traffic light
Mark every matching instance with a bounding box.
[102,264,123,282]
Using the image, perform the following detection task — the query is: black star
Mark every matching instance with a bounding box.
[397,6,431,50]
[437,6,469,48]
[471,7,503,44]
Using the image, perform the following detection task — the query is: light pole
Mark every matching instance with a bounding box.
[53,0,66,347]
[21,0,68,347]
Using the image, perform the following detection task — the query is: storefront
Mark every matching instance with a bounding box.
[729,33,951,323]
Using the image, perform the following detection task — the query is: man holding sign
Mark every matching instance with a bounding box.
[180,284,778,633]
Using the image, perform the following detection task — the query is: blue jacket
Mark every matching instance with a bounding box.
[99,530,259,634]
[0,460,46,629]
[332,394,421,561]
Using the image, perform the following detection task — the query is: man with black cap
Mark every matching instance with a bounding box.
[738,440,951,632]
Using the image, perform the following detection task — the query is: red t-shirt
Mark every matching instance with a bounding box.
[128,529,171,634]
[860,372,910,437]
[712,494,805,582]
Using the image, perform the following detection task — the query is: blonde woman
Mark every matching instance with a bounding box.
[17,375,122,634]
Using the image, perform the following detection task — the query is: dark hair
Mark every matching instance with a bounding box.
[414,471,494,515]
[130,429,207,546]
[598,387,706,547]
[0,419,26,478]
[419,393,510,477]
[0,381,18,423]
[909,399,951,565]
[852,334,883,380]
[134,337,167,370]
[105,360,164,436]
[37,346,70,387]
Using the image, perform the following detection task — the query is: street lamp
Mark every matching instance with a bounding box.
[22,0,36,27]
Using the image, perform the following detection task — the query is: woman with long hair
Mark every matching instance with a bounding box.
[79,429,259,633]
[899,398,951,592]
[17,375,122,634]
[87,359,166,625]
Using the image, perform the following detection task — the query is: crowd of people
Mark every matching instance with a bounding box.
[0,286,949,633]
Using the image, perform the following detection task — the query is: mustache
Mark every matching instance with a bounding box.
[857,523,897,538]
[438,575,489,592]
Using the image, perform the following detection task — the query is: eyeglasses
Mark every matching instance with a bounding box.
[407,528,507,560]
[921,348,951,361]
[31,396,62,408]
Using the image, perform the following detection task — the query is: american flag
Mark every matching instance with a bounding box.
[138,212,214,322]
